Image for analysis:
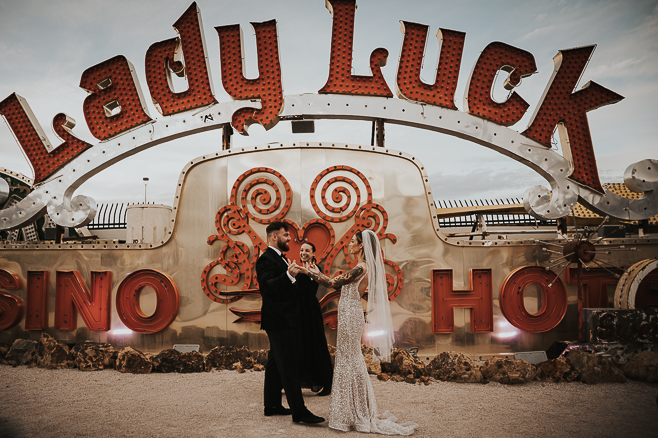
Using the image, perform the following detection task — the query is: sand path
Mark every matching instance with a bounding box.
[0,366,656,438]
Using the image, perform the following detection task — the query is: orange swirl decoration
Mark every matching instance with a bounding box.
[230,167,292,224]
[384,259,404,300]
[200,240,256,304]
[201,205,266,304]
[310,165,372,222]
[215,204,249,236]
[354,203,394,241]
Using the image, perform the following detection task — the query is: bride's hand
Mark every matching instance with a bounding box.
[305,262,320,274]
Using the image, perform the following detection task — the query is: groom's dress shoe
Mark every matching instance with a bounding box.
[292,411,325,424]
[317,387,331,396]
[264,406,292,416]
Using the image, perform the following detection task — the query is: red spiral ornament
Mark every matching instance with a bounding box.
[310,165,373,222]
[201,241,253,304]
[215,205,248,236]
[203,205,264,304]
[230,167,292,223]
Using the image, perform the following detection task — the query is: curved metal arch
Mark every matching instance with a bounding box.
[0,99,260,231]
[1,94,656,231]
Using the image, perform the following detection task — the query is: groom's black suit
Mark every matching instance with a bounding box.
[256,246,305,415]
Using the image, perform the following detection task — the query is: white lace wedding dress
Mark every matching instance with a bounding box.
[328,274,418,435]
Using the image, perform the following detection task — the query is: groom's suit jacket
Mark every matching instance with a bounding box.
[256,247,299,331]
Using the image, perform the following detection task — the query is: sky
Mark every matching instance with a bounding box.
[0,0,656,208]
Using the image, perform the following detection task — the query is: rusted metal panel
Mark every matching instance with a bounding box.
[583,308,658,344]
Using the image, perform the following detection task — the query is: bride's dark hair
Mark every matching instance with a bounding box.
[354,230,363,245]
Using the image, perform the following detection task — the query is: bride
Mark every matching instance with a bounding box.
[302,230,418,435]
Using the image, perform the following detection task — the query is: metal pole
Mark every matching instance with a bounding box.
[370,120,375,146]
[222,124,233,150]
[143,177,149,204]
[375,118,385,147]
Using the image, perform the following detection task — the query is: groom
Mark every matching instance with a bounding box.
[256,221,325,424]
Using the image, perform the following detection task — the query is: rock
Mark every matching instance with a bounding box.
[622,351,658,383]
[481,357,535,384]
[534,358,579,383]
[377,373,390,382]
[384,348,426,378]
[565,351,625,384]
[151,349,182,373]
[253,363,265,372]
[419,376,431,385]
[390,374,405,382]
[0,343,11,364]
[361,345,382,375]
[37,334,74,369]
[178,351,208,373]
[71,342,118,371]
[367,361,382,375]
[250,349,269,366]
[5,339,39,366]
[428,352,482,383]
[592,343,653,366]
[206,346,253,370]
[116,347,152,374]
[152,349,207,373]
[404,374,416,384]
[234,362,245,373]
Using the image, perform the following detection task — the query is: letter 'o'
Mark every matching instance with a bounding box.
[500,266,567,332]
[116,269,180,334]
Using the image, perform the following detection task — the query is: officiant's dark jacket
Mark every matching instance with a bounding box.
[256,247,299,331]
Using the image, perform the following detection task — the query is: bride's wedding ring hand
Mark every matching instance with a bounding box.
[306,263,320,275]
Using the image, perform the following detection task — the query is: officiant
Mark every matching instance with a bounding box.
[296,241,334,396]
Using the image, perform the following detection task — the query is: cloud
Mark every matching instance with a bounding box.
[520,24,559,41]
[586,56,651,80]
[631,2,658,41]
[428,166,545,202]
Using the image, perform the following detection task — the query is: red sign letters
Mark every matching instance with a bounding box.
[0,1,622,193]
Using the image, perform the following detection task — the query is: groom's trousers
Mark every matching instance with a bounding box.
[264,328,305,414]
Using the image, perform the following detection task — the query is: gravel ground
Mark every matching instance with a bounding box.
[0,366,656,438]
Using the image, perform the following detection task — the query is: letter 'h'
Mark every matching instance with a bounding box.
[431,269,493,333]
